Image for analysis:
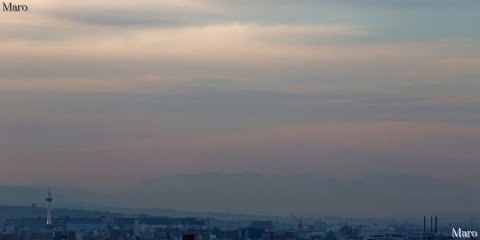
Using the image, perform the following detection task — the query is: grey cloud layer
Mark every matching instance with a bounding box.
[0,0,480,190]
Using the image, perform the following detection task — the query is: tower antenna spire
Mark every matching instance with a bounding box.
[46,187,53,226]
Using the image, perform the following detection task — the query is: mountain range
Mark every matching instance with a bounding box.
[0,172,478,217]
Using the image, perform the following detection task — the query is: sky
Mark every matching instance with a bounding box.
[1,0,480,189]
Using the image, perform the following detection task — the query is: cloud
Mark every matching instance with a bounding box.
[42,0,217,28]
[1,0,480,189]
[2,3,479,95]
[36,0,219,16]
[70,121,480,187]
[1,86,479,188]
[0,0,220,41]
[1,36,479,95]
[0,23,367,94]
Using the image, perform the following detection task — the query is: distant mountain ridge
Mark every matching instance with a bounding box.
[0,172,478,217]
[0,205,126,218]
[0,185,96,209]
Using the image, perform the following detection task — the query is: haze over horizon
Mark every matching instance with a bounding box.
[0,171,452,189]
[2,171,479,217]
[1,0,480,190]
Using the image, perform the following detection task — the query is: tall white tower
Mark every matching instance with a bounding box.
[46,188,53,226]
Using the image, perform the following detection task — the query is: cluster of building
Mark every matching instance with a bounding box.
[0,192,461,240]
[0,215,460,240]
[1,216,207,240]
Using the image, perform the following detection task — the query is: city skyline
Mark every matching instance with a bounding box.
[1,0,480,190]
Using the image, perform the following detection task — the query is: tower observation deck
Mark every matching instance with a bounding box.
[46,188,53,226]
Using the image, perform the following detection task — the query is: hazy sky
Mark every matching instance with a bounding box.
[1,0,480,189]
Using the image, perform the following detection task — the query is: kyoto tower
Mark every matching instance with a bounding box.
[46,188,53,226]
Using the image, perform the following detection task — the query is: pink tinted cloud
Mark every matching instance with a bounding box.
[78,121,480,188]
